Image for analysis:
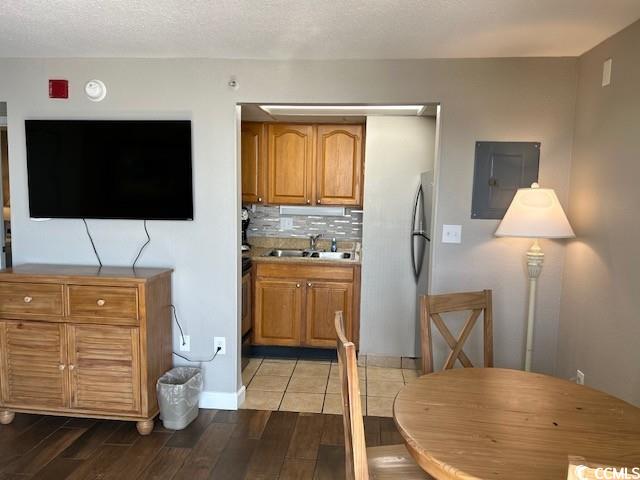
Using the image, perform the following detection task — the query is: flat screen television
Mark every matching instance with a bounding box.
[25,120,193,220]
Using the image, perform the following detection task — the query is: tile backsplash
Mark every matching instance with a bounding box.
[247,205,363,241]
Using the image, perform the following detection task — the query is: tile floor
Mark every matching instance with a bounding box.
[240,357,421,417]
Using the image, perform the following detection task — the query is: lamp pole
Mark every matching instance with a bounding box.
[524,239,544,371]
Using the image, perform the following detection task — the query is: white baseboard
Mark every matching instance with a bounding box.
[199,386,246,410]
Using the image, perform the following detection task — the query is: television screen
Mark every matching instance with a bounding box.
[25,120,193,220]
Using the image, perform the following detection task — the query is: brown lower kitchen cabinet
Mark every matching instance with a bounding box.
[305,281,353,348]
[0,264,172,435]
[252,262,360,348]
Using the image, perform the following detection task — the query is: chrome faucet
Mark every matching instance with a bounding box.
[308,234,322,251]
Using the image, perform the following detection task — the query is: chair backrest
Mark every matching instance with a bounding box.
[567,456,633,479]
[420,290,493,374]
[335,311,369,480]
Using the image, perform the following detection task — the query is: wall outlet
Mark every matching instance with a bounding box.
[214,337,226,355]
[442,224,462,244]
[179,335,191,352]
[576,369,585,385]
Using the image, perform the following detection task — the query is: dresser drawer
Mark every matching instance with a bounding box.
[68,285,139,324]
[0,282,64,317]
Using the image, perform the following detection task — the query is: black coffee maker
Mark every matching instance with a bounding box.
[241,207,250,251]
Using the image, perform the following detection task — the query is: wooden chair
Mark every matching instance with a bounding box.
[335,312,431,480]
[420,290,493,374]
[567,456,634,479]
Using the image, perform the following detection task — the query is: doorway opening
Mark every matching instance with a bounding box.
[236,103,441,413]
[0,102,11,268]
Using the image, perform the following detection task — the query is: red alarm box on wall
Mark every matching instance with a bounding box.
[49,79,69,99]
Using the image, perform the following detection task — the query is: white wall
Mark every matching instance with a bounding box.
[557,20,640,405]
[0,57,577,404]
[361,116,436,357]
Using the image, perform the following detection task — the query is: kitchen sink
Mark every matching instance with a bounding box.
[265,249,308,257]
[309,251,352,259]
[263,249,353,260]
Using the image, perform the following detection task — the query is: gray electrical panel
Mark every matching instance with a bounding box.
[471,141,540,219]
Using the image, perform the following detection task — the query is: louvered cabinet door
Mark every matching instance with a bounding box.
[0,321,68,409]
[67,324,141,414]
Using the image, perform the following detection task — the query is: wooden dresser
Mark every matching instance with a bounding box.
[0,264,172,435]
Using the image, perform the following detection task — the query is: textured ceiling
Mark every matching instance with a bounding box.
[2,0,640,59]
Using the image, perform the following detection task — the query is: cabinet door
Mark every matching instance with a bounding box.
[241,272,252,337]
[241,122,267,204]
[316,125,363,206]
[267,124,314,205]
[0,320,68,409]
[67,324,141,414]
[305,281,353,348]
[254,279,303,346]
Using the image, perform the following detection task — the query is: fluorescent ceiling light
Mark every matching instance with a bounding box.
[259,104,427,116]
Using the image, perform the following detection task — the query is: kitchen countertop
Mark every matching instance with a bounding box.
[245,237,361,266]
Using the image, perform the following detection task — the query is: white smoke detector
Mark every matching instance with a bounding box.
[85,79,107,102]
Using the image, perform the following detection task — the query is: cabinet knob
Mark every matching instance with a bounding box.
[306,199,311,204]
[307,282,312,287]
[23,296,33,304]
[69,365,75,371]
[296,283,301,288]
[258,197,262,203]
[58,364,66,370]
[96,299,106,307]
[317,199,321,204]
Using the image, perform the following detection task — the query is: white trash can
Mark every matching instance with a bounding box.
[157,367,203,430]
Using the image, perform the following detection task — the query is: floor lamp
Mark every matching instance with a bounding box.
[495,183,575,371]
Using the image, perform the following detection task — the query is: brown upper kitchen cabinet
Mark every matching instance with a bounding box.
[249,122,364,207]
[241,122,267,204]
[267,124,315,205]
[316,125,363,206]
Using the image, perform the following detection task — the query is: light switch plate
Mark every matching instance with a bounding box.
[442,224,462,244]
[602,58,612,86]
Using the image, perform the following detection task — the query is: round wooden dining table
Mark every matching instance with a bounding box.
[393,368,640,480]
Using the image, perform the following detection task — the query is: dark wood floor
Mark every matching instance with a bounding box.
[0,410,404,479]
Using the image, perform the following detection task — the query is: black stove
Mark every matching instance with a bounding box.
[242,256,252,275]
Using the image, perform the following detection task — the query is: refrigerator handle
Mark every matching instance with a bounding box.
[412,231,431,241]
[411,185,431,241]
[411,185,429,280]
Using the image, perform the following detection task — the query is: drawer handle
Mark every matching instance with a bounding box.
[69,364,75,371]
[23,296,33,304]
[96,299,106,307]
[58,364,66,371]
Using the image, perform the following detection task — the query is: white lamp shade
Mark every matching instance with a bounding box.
[495,185,575,239]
